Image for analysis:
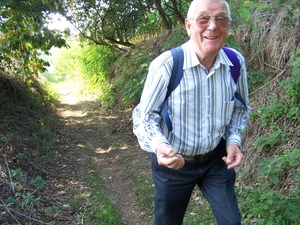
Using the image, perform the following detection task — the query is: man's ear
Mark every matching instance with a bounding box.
[185,18,192,36]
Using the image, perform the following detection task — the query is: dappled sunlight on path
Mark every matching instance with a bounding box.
[55,79,97,105]
[54,78,152,224]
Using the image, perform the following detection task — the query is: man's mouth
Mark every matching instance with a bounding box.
[205,36,218,40]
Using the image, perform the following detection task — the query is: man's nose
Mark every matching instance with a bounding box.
[207,17,218,30]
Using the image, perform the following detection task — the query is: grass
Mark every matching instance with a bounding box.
[69,167,122,225]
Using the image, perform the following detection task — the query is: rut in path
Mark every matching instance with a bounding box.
[57,85,152,225]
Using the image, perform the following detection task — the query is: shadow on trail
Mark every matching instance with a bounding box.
[57,97,153,225]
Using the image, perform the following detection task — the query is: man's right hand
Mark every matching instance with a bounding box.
[156,143,185,170]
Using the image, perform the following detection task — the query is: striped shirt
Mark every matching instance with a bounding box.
[132,40,251,156]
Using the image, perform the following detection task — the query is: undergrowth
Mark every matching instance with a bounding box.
[0,75,63,223]
[237,48,300,224]
[70,168,122,225]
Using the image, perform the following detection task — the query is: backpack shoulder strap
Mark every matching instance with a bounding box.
[166,46,184,98]
[222,46,240,83]
[162,46,184,132]
[222,46,247,109]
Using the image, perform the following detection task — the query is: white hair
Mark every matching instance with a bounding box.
[187,0,232,21]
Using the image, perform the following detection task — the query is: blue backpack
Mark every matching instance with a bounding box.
[162,46,247,132]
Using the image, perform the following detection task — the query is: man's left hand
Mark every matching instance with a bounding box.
[222,144,244,169]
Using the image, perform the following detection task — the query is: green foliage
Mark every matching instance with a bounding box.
[10,168,22,180]
[244,2,270,9]
[239,187,300,225]
[70,169,122,224]
[161,28,188,52]
[69,0,148,47]
[29,176,47,189]
[48,41,118,107]
[229,0,255,30]
[135,9,164,39]
[0,133,12,143]
[122,62,149,105]
[0,211,5,220]
[111,41,153,105]
[285,48,300,105]
[78,44,118,107]
[79,43,116,81]
[225,34,242,51]
[28,117,57,151]
[1,146,62,221]
[246,48,300,223]
[5,196,16,207]
[15,192,41,209]
[251,49,300,151]
[50,41,82,79]
[247,69,268,93]
[0,0,67,78]
[257,149,300,185]
[5,169,44,209]
[67,0,187,48]
[45,205,61,217]
[254,126,287,151]
[274,0,286,4]
[239,149,300,223]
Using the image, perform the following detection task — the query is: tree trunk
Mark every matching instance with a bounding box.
[170,0,185,25]
[153,0,172,29]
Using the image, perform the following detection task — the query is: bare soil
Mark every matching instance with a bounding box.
[0,81,153,224]
[56,88,153,225]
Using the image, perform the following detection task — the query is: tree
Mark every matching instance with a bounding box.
[150,0,186,30]
[65,0,189,49]
[0,0,68,77]
[66,0,146,49]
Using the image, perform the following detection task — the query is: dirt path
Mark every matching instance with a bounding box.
[56,84,152,225]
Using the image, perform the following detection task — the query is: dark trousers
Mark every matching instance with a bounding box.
[151,139,241,225]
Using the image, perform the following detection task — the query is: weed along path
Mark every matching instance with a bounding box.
[55,81,153,224]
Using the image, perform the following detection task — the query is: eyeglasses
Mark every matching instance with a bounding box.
[191,16,229,28]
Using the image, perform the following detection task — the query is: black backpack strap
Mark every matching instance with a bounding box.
[162,46,184,132]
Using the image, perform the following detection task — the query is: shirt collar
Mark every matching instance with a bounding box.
[182,40,200,70]
[182,40,233,70]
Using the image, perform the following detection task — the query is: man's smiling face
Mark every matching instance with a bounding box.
[185,0,230,61]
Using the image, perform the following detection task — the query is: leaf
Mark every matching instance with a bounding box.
[0,134,12,143]
[270,175,279,185]
[238,8,251,22]
[290,149,300,159]
[245,2,270,9]
[295,171,300,181]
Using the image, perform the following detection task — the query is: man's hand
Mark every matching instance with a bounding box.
[222,144,244,169]
[156,143,185,170]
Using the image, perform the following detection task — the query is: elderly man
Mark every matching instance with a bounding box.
[132,0,251,224]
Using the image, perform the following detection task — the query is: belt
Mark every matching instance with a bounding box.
[181,150,215,162]
[180,138,226,162]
